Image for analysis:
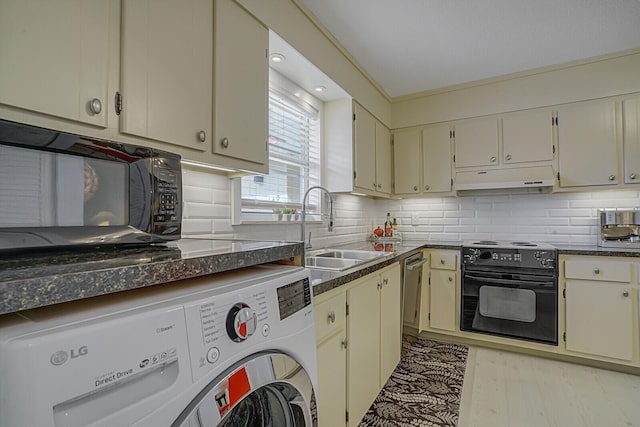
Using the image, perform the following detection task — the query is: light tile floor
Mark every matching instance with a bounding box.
[458,347,640,427]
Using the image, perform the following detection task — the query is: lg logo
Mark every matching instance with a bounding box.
[50,346,88,366]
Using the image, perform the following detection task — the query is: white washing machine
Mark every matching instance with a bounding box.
[0,264,317,427]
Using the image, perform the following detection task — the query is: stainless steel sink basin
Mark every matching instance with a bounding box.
[305,249,392,271]
[307,249,389,261]
[305,257,361,271]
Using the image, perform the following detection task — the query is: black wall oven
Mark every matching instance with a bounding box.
[461,241,558,345]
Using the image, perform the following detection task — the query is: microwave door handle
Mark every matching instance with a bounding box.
[464,275,554,287]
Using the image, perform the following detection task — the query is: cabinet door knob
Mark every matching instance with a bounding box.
[341,339,348,350]
[425,185,430,191]
[89,98,102,115]
[377,282,383,290]
[373,182,377,188]
[221,137,230,148]
[440,259,445,264]
[377,183,382,189]
[608,175,616,181]
[448,276,453,282]
[630,173,637,180]
[490,156,496,163]
[198,130,206,143]
[383,278,389,285]
[413,185,418,191]
[593,268,600,275]
[622,290,629,298]
[505,154,512,161]
[328,311,336,323]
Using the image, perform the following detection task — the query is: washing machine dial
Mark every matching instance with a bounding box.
[226,303,257,342]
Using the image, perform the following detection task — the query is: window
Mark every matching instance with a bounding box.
[233,71,322,223]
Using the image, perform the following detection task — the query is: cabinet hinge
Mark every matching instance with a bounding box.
[114,91,122,116]
[449,130,452,138]
[392,182,395,191]
[428,312,431,320]
[346,301,349,316]
[553,145,556,154]
[353,171,357,180]
[353,113,356,121]
[563,332,566,342]
[266,48,268,58]
[555,117,559,126]
[557,172,560,182]
[451,178,453,187]
[428,275,431,285]
[346,410,349,423]
[563,288,566,298]
[453,154,456,163]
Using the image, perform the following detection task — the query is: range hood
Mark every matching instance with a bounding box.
[454,166,556,191]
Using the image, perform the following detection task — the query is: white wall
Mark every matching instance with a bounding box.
[181,166,378,248]
[381,190,640,245]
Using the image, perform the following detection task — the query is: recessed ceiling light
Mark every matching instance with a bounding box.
[314,86,326,92]
[269,53,285,63]
[294,92,301,97]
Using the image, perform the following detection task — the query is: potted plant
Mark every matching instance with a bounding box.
[291,208,299,221]
[273,208,283,221]
[282,207,292,221]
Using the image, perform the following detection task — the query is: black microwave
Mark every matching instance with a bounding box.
[0,120,182,252]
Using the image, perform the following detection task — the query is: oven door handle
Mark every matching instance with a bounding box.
[464,275,555,287]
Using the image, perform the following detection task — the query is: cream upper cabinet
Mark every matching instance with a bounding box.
[422,124,453,193]
[0,0,112,127]
[563,256,637,362]
[120,0,212,151]
[353,102,376,192]
[353,102,391,197]
[213,0,268,165]
[557,100,618,188]
[393,128,421,194]
[623,96,640,184]
[453,118,499,168]
[502,110,554,164]
[375,121,392,196]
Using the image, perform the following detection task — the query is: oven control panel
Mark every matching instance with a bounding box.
[463,247,556,269]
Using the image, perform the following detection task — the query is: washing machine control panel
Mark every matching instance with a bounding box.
[183,269,313,382]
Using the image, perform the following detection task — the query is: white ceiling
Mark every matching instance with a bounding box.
[298,0,640,98]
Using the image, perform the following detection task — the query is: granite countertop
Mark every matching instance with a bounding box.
[554,243,640,257]
[0,238,303,315]
[310,240,461,296]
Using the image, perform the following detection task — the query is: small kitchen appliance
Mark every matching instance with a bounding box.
[461,240,558,345]
[0,120,182,251]
[598,208,640,248]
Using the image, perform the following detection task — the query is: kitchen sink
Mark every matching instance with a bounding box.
[305,249,392,271]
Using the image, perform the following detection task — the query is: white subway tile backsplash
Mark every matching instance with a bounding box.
[182,165,639,245]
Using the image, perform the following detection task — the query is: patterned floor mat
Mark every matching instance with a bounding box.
[360,336,469,427]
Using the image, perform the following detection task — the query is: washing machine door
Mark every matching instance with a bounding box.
[172,352,316,427]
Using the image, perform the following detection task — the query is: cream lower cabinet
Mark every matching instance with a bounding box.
[427,250,459,332]
[0,0,113,128]
[562,256,638,363]
[347,263,401,427]
[314,289,347,427]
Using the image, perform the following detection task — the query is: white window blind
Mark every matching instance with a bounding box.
[240,84,321,220]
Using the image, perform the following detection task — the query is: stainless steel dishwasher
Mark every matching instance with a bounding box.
[402,251,428,326]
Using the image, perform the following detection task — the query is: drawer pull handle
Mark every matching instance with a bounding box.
[328,311,336,323]
[593,268,600,275]
[383,278,389,285]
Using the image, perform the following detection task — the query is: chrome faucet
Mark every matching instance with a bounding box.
[301,186,334,250]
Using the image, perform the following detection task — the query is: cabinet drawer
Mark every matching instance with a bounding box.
[430,253,458,270]
[314,291,346,343]
[564,258,632,283]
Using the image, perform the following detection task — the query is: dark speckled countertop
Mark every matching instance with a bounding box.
[0,238,302,315]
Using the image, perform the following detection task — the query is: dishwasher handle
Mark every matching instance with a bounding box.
[405,257,427,271]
